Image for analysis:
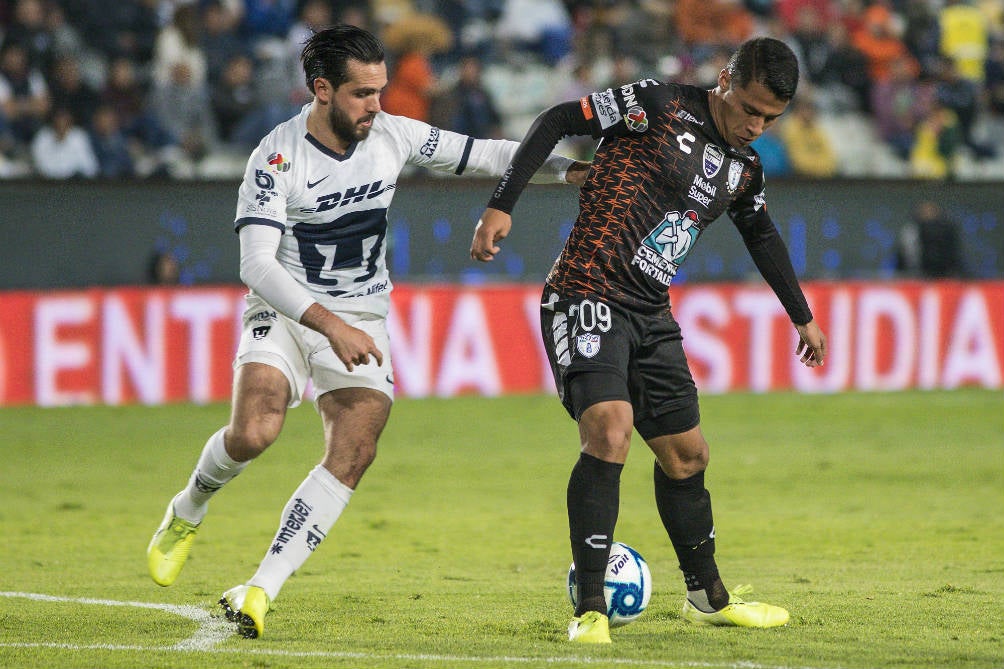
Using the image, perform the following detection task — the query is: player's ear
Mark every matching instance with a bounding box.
[718,69,731,91]
[312,77,332,102]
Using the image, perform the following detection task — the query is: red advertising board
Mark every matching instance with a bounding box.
[1,282,1000,406]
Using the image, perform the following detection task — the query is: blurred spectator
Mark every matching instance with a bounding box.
[779,97,838,176]
[900,0,943,76]
[939,0,989,83]
[30,106,98,178]
[102,56,161,145]
[211,51,291,151]
[211,52,257,145]
[62,0,161,64]
[242,0,298,43]
[287,0,333,58]
[494,0,572,65]
[934,55,995,158]
[675,0,754,54]
[381,15,452,122]
[851,1,919,103]
[152,3,207,89]
[774,0,839,34]
[4,0,51,71]
[895,200,965,278]
[909,102,962,178]
[201,0,245,86]
[48,54,101,128]
[986,37,1004,115]
[431,55,503,139]
[43,1,103,87]
[0,40,49,148]
[870,53,926,159]
[816,22,872,112]
[788,1,839,86]
[149,61,217,167]
[89,104,135,178]
[148,249,181,285]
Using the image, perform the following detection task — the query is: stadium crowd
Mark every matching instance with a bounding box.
[0,0,1002,180]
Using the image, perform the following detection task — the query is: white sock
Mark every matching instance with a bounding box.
[248,465,353,601]
[173,427,248,524]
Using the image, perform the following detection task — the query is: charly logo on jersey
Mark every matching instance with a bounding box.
[727,159,743,193]
[576,333,601,358]
[703,144,724,178]
[267,152,291,173]
[252,325,271,339]
[631,210,701,287]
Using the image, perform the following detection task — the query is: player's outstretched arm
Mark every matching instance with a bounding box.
[470,208,512,262]
[794,319,826,367]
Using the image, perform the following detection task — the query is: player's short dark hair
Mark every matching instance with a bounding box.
[726,37,799,102]
[300,24,385,94]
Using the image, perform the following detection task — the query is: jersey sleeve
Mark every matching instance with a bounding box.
[728,170,814,324]
[234,138,291,233]
[386,113,573,183]
[579,78,665,140]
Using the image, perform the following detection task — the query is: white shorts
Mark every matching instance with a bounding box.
[234,294,394,408]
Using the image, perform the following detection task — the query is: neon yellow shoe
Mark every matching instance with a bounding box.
[568,610,612,643]
[682,584,789,628]
[220,585,271,639]
[147,496,199,586]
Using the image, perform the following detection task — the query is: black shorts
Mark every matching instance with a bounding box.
[540,288,699,440]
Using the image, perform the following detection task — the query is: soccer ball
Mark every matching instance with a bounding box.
[567,541,652,627]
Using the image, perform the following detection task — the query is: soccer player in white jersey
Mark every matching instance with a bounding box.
[146,23,587,639]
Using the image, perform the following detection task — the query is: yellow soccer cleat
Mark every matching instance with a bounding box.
[220,585,271,639]
[147,496,199,587]
[682,584,789,628]
[568,610,612,643]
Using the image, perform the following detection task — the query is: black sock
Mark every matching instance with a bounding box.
[653,462,728,610]
[567,452,623,615]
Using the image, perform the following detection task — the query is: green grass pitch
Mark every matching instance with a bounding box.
[1,389,1001,668]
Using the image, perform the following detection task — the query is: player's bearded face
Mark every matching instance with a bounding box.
[327,60,386,146]
[327,102,372,144]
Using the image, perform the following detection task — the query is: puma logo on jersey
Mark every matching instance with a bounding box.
[310,180,393,212]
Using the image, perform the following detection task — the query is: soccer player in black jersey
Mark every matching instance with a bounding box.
[471,37,827,643]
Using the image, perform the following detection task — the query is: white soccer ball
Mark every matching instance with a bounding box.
[567,541,652,627]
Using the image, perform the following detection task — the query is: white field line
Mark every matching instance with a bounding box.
[0,591,851,669]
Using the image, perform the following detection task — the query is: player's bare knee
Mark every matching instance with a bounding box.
[225,420,280,460]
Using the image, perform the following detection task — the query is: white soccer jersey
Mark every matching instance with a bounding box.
[235,105,571,318]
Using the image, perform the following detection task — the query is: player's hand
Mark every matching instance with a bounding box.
[794,319,826,367]
[301,303,383,371]
[328,320,383,372]
[565,160,591,186]
[471,208,512,262]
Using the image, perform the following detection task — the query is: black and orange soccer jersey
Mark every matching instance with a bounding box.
[548,79,773,313]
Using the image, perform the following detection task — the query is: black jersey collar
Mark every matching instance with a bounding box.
[305,132,358,161]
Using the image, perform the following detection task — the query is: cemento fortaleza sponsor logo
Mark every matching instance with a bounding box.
[269,497,314,555]
[632,210,701,286]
